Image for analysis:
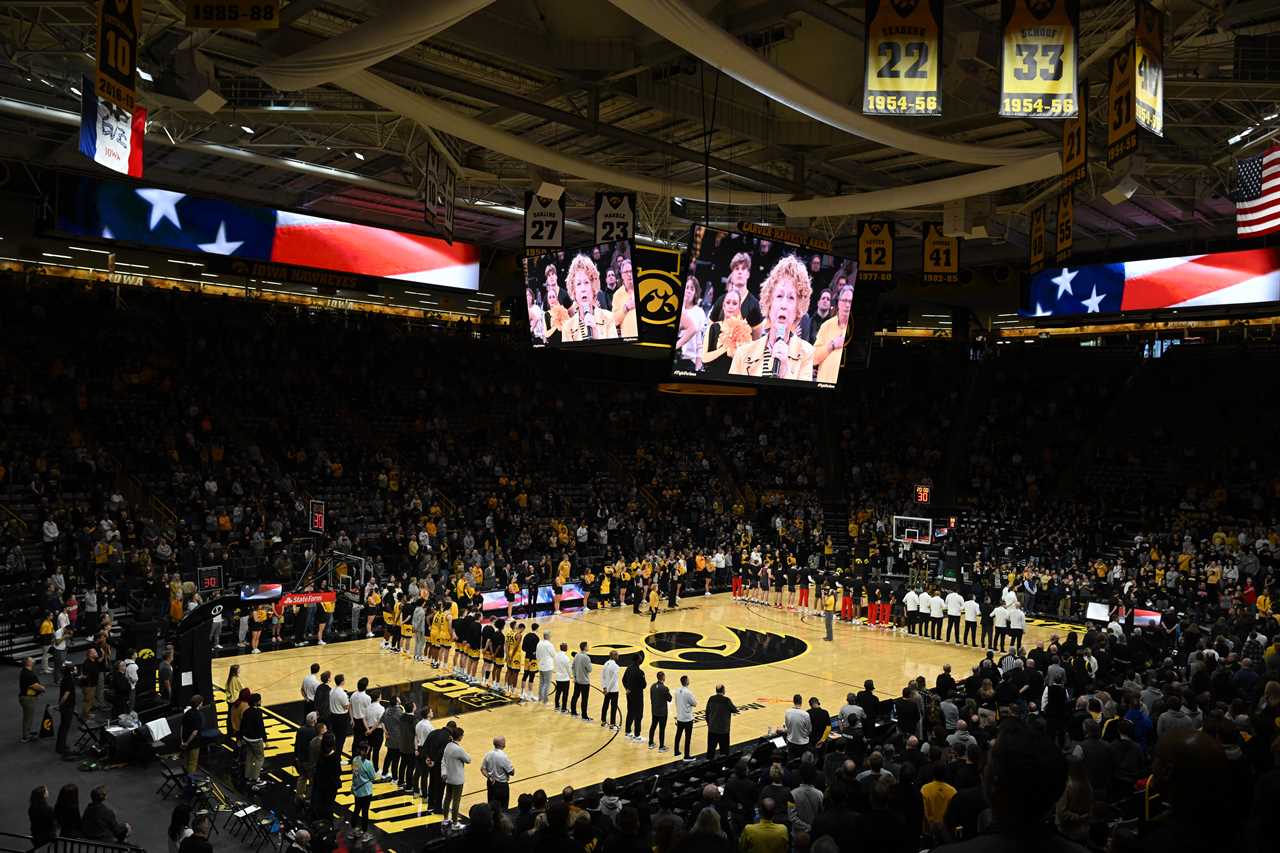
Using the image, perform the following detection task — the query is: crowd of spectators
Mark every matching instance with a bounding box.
[3,278,1280,851]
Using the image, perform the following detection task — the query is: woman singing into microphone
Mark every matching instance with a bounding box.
[561,254,617,342]
[812,282,853,385]
[728,254,814,381]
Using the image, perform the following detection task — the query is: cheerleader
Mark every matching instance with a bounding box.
[364,585,381,638]
[554,554,571,614]
[582,567,596,611]
[505,576,520,621]
[250,604,268,654]
[701,285,749,380]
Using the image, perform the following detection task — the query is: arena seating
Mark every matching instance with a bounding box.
[2,279,1278,853]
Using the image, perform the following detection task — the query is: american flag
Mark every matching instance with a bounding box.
[1231,144,1280,238]
[1022,248,1280,318]
[57,180,480,290]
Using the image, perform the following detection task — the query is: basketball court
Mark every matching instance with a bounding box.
[211,592,1061,847]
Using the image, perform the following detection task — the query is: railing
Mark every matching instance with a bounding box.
[0,501,27,536]
[0,833,144,853]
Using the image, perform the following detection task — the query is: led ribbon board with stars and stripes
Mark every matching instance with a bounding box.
[52,175,480,291]
[1022,247,1280,319]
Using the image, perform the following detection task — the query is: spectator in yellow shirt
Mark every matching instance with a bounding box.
[738,797,788,853]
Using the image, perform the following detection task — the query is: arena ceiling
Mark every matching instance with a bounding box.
[1,0,1279,268]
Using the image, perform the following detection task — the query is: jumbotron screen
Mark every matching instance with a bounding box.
[523,240,635,346]
[1022,246,1280,319]
[672,225,856,389]
[54,175,481,290]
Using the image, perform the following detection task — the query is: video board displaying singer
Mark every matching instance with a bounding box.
[675,225,855,388]
[524,240,635,345]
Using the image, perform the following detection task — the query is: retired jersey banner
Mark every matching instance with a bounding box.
[857,220,895,282]
[524,192,565,250]
[186,0,281,29]
[594,191,636,243]
[1061,81,1088,192]
[999,0,1079,119]
[862,0,943,117]
[1054,192,1074,265]
[96,0,141,113]
[921,222,958,284]
[1134,0,1164,137]
[1029,205,1047,274]
[1107,42,1138,164]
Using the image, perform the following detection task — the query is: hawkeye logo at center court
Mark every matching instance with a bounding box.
[644,627,807,670]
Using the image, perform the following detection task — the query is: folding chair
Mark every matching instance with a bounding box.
[227,802,263,844]
[156,755,186,799]
[73,712,107,753]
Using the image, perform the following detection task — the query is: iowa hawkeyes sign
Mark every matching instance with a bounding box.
[633,243,683,348]
[587,627,807,671]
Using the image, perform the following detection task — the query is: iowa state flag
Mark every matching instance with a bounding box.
[79,75,144,178]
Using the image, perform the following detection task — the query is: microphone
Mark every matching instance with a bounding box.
[769,324,787,377]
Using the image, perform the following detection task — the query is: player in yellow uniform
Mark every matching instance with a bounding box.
[505,623,524,694]
[381,591,397,649]
[432,604,451,669]
[399,599,414,657]
[648,583,661,624]
[489,618,505,688]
